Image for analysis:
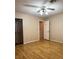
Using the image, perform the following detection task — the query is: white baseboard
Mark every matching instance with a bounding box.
[23,39,63,44]
[24,40,39,44]
[50,39,63,43]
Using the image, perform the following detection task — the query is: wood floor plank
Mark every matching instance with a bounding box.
[15,40,63,59]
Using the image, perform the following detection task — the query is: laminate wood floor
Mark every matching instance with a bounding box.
[15,40,63,59]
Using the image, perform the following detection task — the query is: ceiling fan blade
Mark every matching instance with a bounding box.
[50,0,56,3]
[24,4,41,8]
[47,8,55,10]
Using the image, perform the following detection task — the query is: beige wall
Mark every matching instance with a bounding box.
[15,12,39,44]
[49,13,63,43]
[15,12,63,44]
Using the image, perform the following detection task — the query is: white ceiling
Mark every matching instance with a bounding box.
[15,0,63,17]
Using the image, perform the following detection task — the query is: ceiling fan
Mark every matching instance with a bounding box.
[24,0,56,15]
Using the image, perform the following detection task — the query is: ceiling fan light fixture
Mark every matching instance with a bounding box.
[45,12,48,15]
[39,9,48,15]
[40,10,43,15]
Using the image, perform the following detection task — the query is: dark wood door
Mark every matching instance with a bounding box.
[15,18,23,45]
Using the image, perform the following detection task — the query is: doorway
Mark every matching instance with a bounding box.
[39,20,49,40]
[15,18,23,45]
[39,21,44,40]
[44,20,49,40]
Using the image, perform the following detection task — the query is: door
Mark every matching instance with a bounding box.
[44,20,49,40]
[15,18,23,45]
[39,21,44,40]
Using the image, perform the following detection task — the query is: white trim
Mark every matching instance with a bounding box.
[24,40,39,44]
[50,39,63,43]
